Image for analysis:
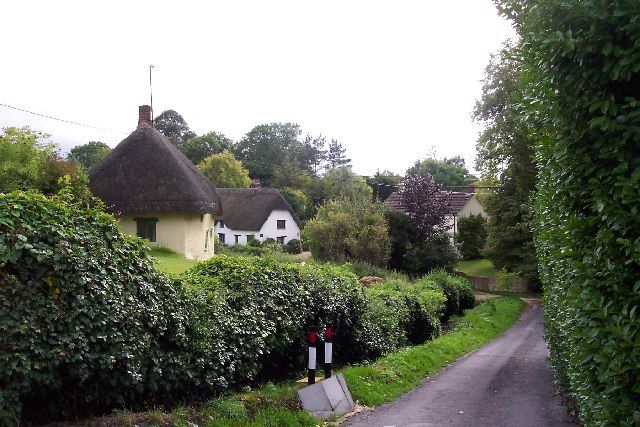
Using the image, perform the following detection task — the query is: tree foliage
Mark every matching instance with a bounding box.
[0,127,88,197]
[497,1,640,424]
[154,109,195,145]
[457,214,487,260]
[234,123,303,186]
[179,131,233,165]
[68,141,111,170]
[322,166,372,203]
[326,139,350,169]
[197,151,251,188]
[407,156,476,189]
[367,170,402,202]
[303,199,391,267]
[473,43,539,283]
[398,174,450,239]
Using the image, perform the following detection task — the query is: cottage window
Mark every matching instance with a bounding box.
[135,218,158,242]
[218,220,225,228]
[277,236,285,245]
[235,235,240,244]
[277,220,286,229]
[218,233,225,244]
[204,229,209,250]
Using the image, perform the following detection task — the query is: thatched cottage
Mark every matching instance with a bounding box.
[89,106,222,260]
[384,190,487,234]
[215,188,301,245]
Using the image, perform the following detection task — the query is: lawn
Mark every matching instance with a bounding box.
[149,247,198,276]
[457,258,499,278]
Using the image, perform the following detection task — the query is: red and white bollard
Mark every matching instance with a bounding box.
[308,326,317,385]
[324,323,333,379]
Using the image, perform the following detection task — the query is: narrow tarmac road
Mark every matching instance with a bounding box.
[343,301,579,427]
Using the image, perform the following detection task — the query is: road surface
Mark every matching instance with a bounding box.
[343,301,578,427]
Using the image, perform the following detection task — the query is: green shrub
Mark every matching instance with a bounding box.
[499,1,640,423]
[184,256,368,379]
[370,278,446,345]
[0,192,201,422]
[303,199,391,267]
[402,234,461,277]
[424,270,475,322]
[284,239,302,254]
[457,214,487,260]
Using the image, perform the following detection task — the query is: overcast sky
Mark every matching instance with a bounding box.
[0,1,514,176]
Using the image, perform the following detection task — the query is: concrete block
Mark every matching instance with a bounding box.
[297,374,355,419]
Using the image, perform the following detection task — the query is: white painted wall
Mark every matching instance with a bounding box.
[215,209,301,245]
[447,195,488,234]
[119,213,216,260]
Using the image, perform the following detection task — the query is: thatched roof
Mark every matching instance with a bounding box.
[216,188,300,230]
[89,122,222,216]
[384,190,474,215]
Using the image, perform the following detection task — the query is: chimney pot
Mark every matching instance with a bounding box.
[138,105,152,126]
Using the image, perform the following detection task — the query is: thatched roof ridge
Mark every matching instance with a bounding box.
[89,123,222,216]
[216,188,300,230]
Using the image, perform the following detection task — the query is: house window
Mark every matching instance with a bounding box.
[205,229,209,250]
[277,220,286,229]
[235,235,240,244]
[135,218,157,242]
[260,234,263,237]
[218,220,225,228]
[218,233,225,244]
[277,236,285,245]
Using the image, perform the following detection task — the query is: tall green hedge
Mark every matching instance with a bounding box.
[0,192,199,422]
[497,1,640,424]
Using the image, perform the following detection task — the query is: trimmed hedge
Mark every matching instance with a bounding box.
[0,192,199,422]
[424,270,476,323]
[0,192,477,423]
[498,1,640,424]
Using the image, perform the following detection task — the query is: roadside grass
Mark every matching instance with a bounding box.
[149,247,198,276]
[457,258,499,278]
[342,296,525,407]
[66,298,524,426]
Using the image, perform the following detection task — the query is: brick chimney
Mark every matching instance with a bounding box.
[138,105,152,126]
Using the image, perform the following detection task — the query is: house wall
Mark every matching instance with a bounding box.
[215,209,301,245]
[119,213,216,260]
[447,195,488,234]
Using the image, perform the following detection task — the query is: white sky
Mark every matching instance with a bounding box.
[0,1,514,176]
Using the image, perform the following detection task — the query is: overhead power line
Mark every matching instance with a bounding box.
[0,102,128,134]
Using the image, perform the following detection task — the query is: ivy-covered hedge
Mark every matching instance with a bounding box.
[0,191,476,423]
[497,1,640,424]
[183,256,368,381]
[0,192,199,422]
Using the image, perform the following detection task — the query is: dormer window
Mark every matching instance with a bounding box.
[277,220,286,229]
[218,220,225,228]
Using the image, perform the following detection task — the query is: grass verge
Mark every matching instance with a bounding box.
[342,296,525,406]
[457,258,499,278]
[59,297,524,426]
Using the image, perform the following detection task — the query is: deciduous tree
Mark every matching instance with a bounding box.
[154,109,195,145]
[179,131,233,165]
[198,150,251,188]
[68,141,111,170]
